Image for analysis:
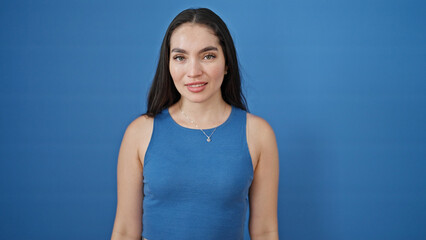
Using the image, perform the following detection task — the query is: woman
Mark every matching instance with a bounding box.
[111,8,279,240]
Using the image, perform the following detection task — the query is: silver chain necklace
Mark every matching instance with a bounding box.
[179,106,221,143]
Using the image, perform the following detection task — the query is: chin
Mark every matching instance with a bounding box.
[183,95,209,103]
[178,87,222,104]
[179,91,216,103]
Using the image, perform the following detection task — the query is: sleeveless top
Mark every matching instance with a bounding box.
[142,106,254,240]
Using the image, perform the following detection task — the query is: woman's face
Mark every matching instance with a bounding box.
[169,23,227,104]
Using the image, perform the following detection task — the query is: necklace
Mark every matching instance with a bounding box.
[179,105,225,143]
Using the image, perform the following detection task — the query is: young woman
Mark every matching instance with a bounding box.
[111,8,279,240]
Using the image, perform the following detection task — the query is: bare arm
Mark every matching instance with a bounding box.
[247,114,279,240]
[111,116,153,240]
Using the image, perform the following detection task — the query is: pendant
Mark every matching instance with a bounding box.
[207,137,211,142]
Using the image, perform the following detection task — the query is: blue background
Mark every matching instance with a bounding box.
[1,0,425,239]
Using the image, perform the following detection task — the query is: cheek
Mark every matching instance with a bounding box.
[209,64,226,82]
[169,63,183,83]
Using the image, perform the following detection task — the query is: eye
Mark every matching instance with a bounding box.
[204,54,216,60]
[173,55,185,61]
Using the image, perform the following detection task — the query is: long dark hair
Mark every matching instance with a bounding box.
[145,8,248,117]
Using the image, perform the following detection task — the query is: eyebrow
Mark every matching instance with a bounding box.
[171,46,218,54]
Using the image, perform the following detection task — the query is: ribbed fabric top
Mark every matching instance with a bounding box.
[142,105,254,240]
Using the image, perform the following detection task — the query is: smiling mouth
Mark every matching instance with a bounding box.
[186,82,207,87]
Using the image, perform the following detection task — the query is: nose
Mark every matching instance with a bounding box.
[187,59,202,78]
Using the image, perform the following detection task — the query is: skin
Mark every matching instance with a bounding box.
[111,23,279,240]
[168,23,230,127]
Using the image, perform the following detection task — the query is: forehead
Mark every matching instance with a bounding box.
[170,23,221,51]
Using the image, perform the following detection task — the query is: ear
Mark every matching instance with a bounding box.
[225,66,228,75]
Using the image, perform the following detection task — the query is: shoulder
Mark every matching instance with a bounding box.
[246,112,277,163]
[246,112,276,141]
[245,112,278,171]
[125,114,154,140]
[122,114,154,165]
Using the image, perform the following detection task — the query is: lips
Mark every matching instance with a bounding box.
[185,82,208,93]
[185,81,207,87]
[187,83,206,87]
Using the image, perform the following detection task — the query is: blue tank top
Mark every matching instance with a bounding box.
[142,105,254,240]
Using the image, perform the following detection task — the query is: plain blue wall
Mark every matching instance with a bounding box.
[1,0,425,239]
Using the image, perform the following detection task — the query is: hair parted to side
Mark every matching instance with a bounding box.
[145,8,248,117]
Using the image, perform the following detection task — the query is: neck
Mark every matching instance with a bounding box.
[176,95,230,128]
